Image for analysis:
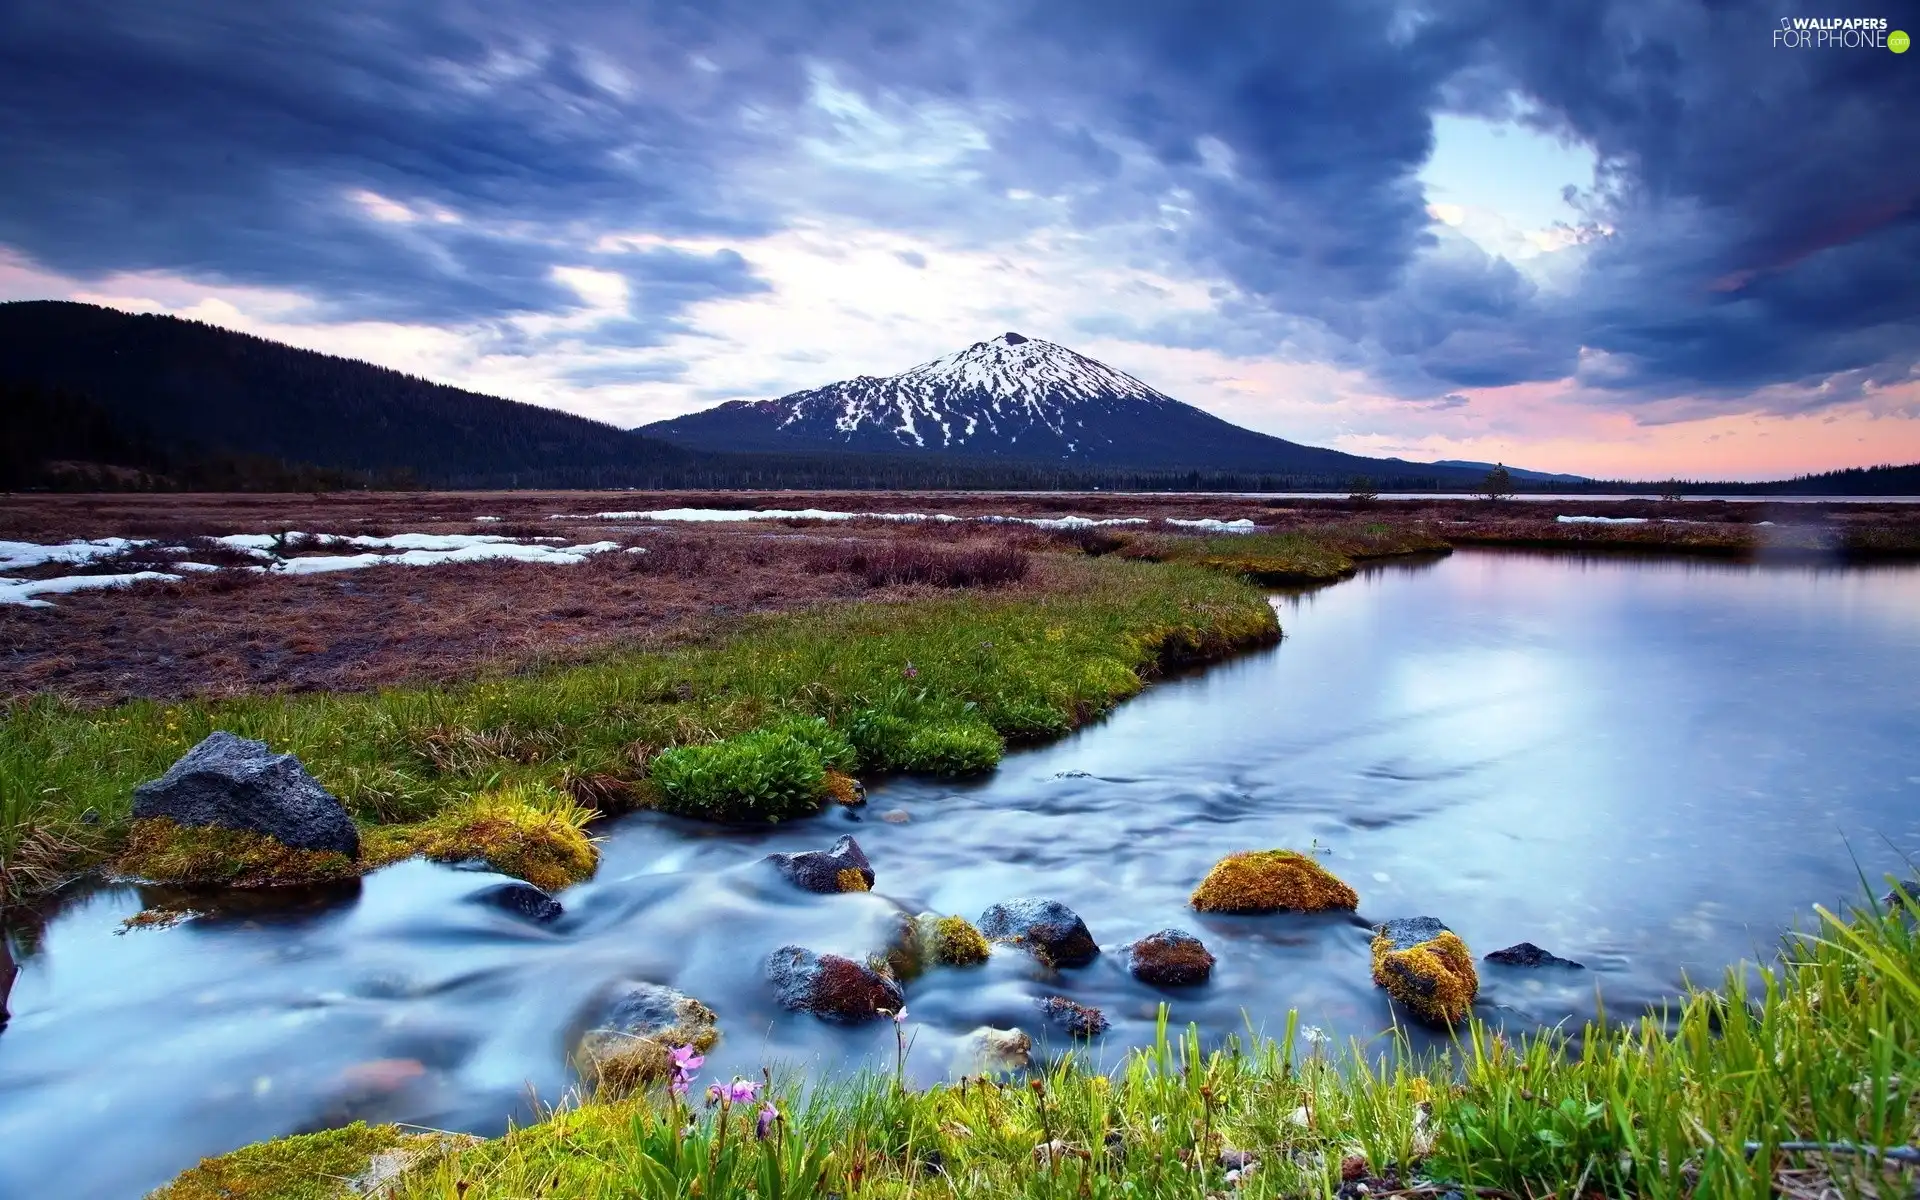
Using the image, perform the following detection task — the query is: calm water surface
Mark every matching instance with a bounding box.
[3,549,1918,1197]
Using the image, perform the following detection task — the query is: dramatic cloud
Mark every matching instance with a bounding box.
[0,0,1914,474]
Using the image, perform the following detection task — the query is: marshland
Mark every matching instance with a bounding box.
[1,491,1917,1199]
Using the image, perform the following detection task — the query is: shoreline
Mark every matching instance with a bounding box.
[1,502,1915,1197]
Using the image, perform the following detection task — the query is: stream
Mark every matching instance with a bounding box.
[3,548,1918,1198]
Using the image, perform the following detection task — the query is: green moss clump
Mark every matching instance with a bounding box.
[120,783,597,893]
[363,782,598,892]
[650,726,830,822]
[151,1120,423,1200]
[117,818,360,889]
[1371,929,1478,1026]
[1190,849,1359,913]
[919,912,992,966]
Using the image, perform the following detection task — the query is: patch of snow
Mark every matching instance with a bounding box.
[1166,518,1258,532]
[171,562,223,572]
[0,571,182,607]
[0,537,148,570]
[336,533,566,550]
[272,541,623,575]
[980,515,1150,529]
[1556,515,1648,525]
[214,533,299,550]
[474,516,502,522]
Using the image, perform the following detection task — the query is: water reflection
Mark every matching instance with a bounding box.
[1,550,1916,1198]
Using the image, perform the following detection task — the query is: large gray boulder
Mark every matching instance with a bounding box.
[132,731,360,857]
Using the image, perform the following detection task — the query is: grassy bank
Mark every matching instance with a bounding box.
[0,554,1278,904]
[156,893,1920,1199]
[1121,522,1453,584]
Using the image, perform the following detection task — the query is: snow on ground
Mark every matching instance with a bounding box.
[2,532,628,607]
[0,571,183,608]
[1556,515,1649,524]
[0,538,149,570]
[272,541,622,575]
[1165,518,1258,532]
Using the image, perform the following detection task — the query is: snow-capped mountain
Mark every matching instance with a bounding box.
[639,332,1476,480]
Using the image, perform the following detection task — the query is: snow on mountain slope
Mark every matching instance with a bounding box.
[638,331,1478,480]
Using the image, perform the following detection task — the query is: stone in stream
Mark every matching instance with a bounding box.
[1036,995,1109,1038]
[766,945,904,1024]
[131,731,360,857]
[1125,928,1216,986]
[961,1026,1033,1073]
[1370,917,1478,1027]
[1882,879,1920,912]
[1483,941,1583,969]
[575,981,719,1098]
[470,881,563,923]
[1189,849,1357,913]
[977,898,1099,967]
[764,834,874,894]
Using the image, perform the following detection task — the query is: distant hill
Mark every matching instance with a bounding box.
[0,300,698,488]
[1434,459,1589,484]
[640,331,1497,485]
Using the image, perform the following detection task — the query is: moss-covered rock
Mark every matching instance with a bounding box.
[978,898,1099,967]
[1189,849,1358,914]
[1036,995,1108,1038]
[764,834,874,893]
[150,1120,463,1200]
[1370,917,1478,1026]
[918,912,991,967]
[767,945,904,1024]
[1125,928,1216,986]
[118,782,598,894]
[575,981,719,1100]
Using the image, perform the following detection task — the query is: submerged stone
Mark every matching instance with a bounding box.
[1036,995,1109,1038]
[766,945,904,1024]
[1483,941,1583,969]
[471,881,563,923]
[575,981,719,1098]
[132,731,359,857]
[1370,917,1478,1027]
[1189,849,1357,914]
[1126,928,1216,986]
[977,898,1099,967]
[961,1026,1032,1073]
[765,834,874,893]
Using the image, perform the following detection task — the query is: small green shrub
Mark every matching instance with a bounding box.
[764,715,856,772]
[650,728,828,822]
[844,709,1001,775]
[900,721,1001,775]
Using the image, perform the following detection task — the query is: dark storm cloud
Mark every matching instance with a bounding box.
[0,0,1912,407]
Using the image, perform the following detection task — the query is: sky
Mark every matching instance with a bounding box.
[2,1,1917,481]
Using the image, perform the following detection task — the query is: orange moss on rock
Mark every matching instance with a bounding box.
[1189,849,1358,913]
[823,770,867,807]
[1370,924,1478,1026]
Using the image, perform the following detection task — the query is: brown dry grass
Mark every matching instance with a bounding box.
[5,490,1915,707]
[0,526,1042,706]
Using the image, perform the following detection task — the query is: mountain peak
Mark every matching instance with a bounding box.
[999,331,1029,345]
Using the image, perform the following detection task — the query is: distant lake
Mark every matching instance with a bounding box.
[3,549,1918,1197]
